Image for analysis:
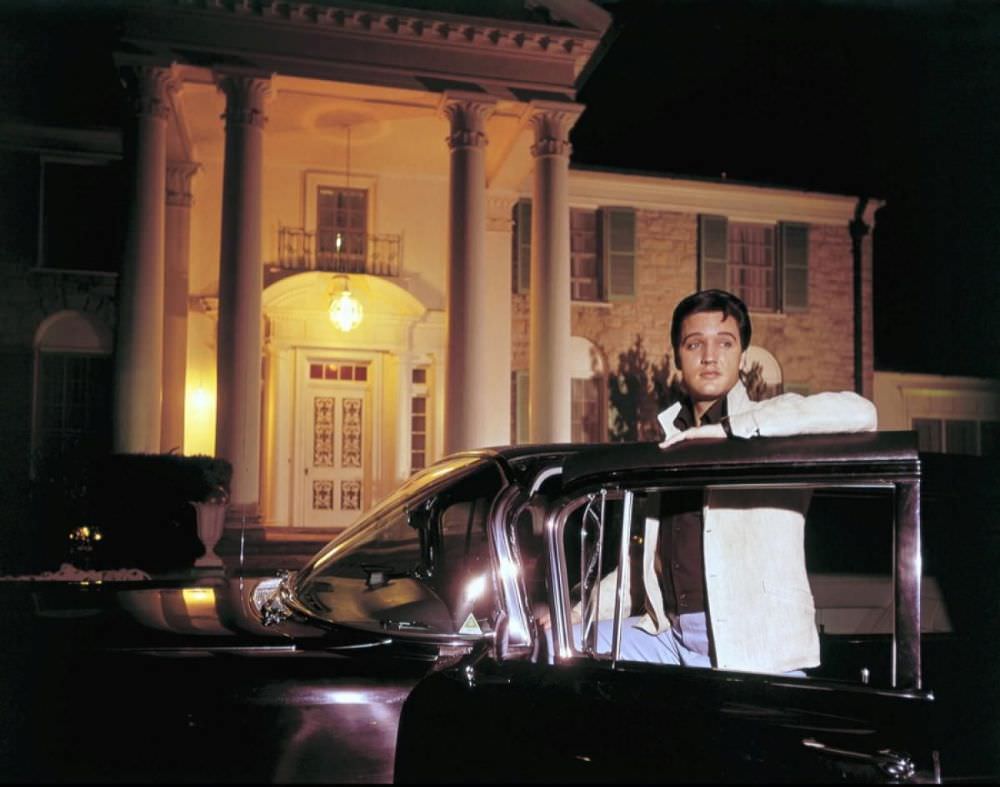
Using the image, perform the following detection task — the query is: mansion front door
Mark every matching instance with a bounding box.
[298,359,372,528]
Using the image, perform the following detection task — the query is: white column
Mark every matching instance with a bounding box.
[215,74,271,518]
[485,193,515,442]
[113,65,176,454]
[264,345,294,526]
[528,102,583,443]
[441,93,497,455]
[161,160,199,454]
[259,342,276,524]
[395,352,414,482]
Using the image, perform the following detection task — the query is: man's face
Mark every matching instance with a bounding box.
[677,310,745,408]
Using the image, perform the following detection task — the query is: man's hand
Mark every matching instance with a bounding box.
[658,422,726,449]
[534,604,581,629]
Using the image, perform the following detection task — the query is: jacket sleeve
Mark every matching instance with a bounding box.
[726,391,877,439]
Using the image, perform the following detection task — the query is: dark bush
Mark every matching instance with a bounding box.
[81,454,232,573]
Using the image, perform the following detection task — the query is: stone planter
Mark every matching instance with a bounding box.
[192,501,227,568]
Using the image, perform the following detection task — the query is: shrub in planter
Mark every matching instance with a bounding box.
[85,454,232,573]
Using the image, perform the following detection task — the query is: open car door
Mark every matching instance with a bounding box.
[395,433,941,784]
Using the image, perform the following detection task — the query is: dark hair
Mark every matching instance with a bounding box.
[670,289,752,367]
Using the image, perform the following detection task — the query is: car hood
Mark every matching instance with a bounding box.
[0,576,332,652]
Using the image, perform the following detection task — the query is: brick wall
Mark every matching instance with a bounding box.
[572,209,697,373]
[752,224,858,394]
[512,209,698,376]
[511,208,870,408]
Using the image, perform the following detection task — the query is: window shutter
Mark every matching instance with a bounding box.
[513,199,532,293]
[698,214,729,291]
[601,207,636,300]
[514,370,530,444]
[780,222,809,311]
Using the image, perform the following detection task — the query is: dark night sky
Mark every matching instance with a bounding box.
[571,0,1000,379]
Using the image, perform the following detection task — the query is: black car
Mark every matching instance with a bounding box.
[391,433,993,783]
[1,435,995,782]
[0,445,570,783]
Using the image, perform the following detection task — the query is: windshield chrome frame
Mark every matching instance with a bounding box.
[489,484,535,660]
[293,455,490,597]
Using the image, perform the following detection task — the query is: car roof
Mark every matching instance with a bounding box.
[457,443,583,461]
[444,443,583,485]
[561,431,920,489]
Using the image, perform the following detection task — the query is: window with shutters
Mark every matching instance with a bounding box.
[513,200,636,302]
[698,215,809,313]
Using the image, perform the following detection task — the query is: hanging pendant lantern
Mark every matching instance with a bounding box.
[329,275,363,332]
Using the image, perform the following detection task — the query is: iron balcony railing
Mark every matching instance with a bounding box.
[276,225,400,277]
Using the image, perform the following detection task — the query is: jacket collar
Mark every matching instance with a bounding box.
[657,380,750,441]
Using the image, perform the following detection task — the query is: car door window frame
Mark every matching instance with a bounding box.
[545,476,923,691]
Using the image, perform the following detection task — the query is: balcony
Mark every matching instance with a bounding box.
[270,225,401,285]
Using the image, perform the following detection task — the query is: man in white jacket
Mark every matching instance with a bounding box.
[599,289,877,674]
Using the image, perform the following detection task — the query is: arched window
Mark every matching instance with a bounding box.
[570,336,607,443]
[32,311,112,475]
[511,338,609,444]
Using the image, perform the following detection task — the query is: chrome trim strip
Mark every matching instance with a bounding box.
[489,485,533,656]
[528,466,563,497]
[894,478,922,690]
[611,490,634,666]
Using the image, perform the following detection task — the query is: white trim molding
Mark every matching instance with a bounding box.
[568,166,883,227]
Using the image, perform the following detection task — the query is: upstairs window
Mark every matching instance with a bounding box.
[728,223,777,310]
[699,215,809,312]
[570,209,599,300]
[316,187,367,272]
[514,200,636,302]
[40,158,124,272]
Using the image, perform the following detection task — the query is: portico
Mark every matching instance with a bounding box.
[107,2,610,529]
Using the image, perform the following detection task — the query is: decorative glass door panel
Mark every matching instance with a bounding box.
[302,361,370,528]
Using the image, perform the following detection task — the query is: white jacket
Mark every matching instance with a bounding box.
[601,382,877,673]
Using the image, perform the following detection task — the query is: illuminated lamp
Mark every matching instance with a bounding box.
[328,274,363,332]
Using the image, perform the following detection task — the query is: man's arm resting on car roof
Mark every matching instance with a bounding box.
[660,391,877,448]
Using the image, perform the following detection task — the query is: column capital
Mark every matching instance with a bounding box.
[123,65,179,120]
[166,161,201,207]
[441,92,498,151]
[527,100,584,159]
[216,73,273,129]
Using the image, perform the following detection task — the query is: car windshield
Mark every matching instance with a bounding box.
[292,460,505,637]
[295,454,487,591]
